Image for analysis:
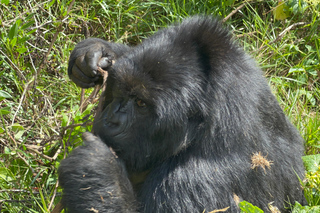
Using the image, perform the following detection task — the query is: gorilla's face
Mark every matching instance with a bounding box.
[92,62,167,172]
[93,84,152,149]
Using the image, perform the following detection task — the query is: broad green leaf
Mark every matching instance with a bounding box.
[82,104,95,116]
[49,0,56,7]
[4,147,10,154]
[14,130,25,140]
[292,201,320,213]
[297,89,316,106]
[0,107,11,115]
[18,36,30,44]
[1,0,9,5]
[61,113,68,127]
[17,47,28,54]
[10,36,17,47]
[0,90,12,99]
[287,0,308,14]
[289,67,305,74]
[8,22,19,39]
[27,28,37,35]
[12,123,24,131]
[25,13,35,21]
[21,20,35,30]
[0,167,14,183]
[302,154,320,172]
[239,201,263,213]
[273,1,289,20]
[239,201,264,213]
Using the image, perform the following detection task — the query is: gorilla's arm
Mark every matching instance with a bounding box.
[68,38,131,88]
[58,133,137,213]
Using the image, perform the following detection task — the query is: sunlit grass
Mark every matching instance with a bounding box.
[0,0,319,212]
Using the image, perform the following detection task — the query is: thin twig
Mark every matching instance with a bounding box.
[272,22,308,44]
[223,2,249,23]
[259,22,308,50]
[11,75,34,126]
[6,129,18,147]
[80,89,85,112]
[0,189,32,193]
[17,152,35,173]
[23,145,54,161]
[0,48,26,81]
[95,67,109,117]
[79,85,101,112]
[48,180,60,211]
[78,67,109,112]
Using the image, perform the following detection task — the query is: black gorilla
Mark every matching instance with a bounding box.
[58,16,305,212]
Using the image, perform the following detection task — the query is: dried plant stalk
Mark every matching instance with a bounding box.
[95,67,109,117]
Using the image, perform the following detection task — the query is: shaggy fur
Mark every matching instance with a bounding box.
[59,16,305,212]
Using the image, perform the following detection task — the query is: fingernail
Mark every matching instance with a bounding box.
[98,57,110,68]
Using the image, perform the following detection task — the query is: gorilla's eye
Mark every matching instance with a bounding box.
[136,99,146,107]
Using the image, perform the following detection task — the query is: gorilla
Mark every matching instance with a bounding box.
[58,16,305,212]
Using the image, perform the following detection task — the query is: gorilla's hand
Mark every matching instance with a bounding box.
[58,132,136,212]
[68,38,130,88]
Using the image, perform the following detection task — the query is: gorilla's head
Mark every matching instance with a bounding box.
[92,19,233,172]
[93,53,204,170]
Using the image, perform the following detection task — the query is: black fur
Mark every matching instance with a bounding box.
[58,16,305,212]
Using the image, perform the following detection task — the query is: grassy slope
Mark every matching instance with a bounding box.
[0,0,319,212]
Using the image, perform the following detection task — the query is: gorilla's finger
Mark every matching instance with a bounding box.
[82,132,97,142]
[69,74,95,88]
[74,55,87,71]
[98,57,111,69]
[72,65,100,84]
[85,50,103,76]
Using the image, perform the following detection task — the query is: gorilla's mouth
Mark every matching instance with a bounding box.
[92,119,117,138]
[102,121,125,137]
[105,121,119,128]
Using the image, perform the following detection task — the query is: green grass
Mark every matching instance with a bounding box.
[0,0,319,212]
